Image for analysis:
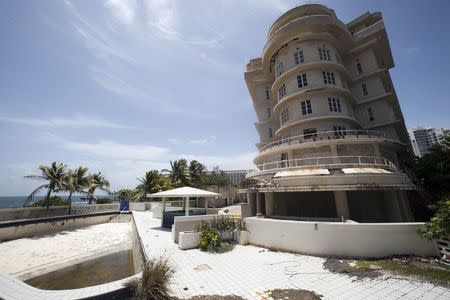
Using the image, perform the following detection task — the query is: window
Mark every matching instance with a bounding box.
[278,84,286,100]
[276,62,284,76]
[368,107,374,121]
[294,50,304,64]
[281,108,289,124]
[303,128,317,139]
[318,48,331,61]
[328,97,342,112]
[267,107,271,118]
[322,72,336,85]
[362,83,368,96]
[301,100,312,115]
[333,126,347,136]
[357,62,363,75]
[269,128,273,138]
[297,73,308,88]
[265,87,270,100]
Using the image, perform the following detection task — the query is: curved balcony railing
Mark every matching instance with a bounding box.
[259,130,397,153]
[249,155,397,176]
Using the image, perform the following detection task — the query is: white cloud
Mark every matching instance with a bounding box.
[0,114,131,129]
[189,135,217,145]
[105,0,137,25]
[144,0,178,38]
[61,139,169,160]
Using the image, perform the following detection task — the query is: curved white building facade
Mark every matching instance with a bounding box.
[244,4,415,222]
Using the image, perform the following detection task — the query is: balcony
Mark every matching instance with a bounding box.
[248,155,398,179]
[259,130,400,153]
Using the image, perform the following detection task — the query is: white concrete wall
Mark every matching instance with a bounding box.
[0,206,69,221]
[274,40,340,73]
[129,202,146,211]
[173,215,229,243]
[245,217,440,258]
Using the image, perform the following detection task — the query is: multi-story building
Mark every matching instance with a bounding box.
[409,127,447,157]
[208,166,255,186]
[243,4,416,223]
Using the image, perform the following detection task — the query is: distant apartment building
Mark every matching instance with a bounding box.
[243,4,416,223]
[408,127,448,157]
[208,166,254,186]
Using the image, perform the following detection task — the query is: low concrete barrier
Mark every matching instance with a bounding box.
[245,217,440,258]
[173,215,230,243]
[179,231,201,250]
[131,215,146,273]
[129,202,146,211]
[0,206,69,222]
[0,211,131,241]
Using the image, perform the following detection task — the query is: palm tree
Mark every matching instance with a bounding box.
[189,160,206,187]
[163,159,191,188]
[134,170,171,202]
[87,172,110,204]
[63,166,90,214]
[24,162,67,210]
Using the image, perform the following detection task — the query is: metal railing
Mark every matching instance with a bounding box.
[71,203,120,215]
[259,130,395,153]
[251,155,397,175]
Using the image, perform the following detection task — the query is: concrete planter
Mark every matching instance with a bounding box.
[238,231,249,245]
[179,231,201,250]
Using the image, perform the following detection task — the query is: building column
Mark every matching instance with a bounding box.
[372,144,381,157]
[397,191,414,222]
[330,144,340,164]
[384,190,402,222]
[334,191,350,220]
[287,150,294,167]
[247,192,256,216]
[256,192,264,216]
[265,192,275,217]
[185,196,190,216]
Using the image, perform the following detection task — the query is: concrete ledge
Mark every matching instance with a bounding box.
[0,211,131,241]
[245,217,440,258]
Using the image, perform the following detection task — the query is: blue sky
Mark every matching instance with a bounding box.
[0,0,449,196]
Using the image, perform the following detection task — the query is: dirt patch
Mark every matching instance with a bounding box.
[265,289,322,299]
[173,289,321,300]
[174,296,245,300]
[324,257,450,288]
[323,258,380,279]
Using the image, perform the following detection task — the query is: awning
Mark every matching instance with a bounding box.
[341,168,391,174]
[274,168,330,177]
[147,186,221,198]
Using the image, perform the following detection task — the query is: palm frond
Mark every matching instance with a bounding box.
[24,175,46,180]
[26,184,48,201]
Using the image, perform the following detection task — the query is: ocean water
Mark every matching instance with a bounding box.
[0,196,113,209]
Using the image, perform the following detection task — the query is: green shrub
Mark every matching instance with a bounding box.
[197,216,246,251]
[198,223,221,251]
[418,196,450,240]
[126,257,174,300]
[31,196,66,207]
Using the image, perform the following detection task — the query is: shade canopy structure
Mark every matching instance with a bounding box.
[147,186,221,198]
[147,187,221,218]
